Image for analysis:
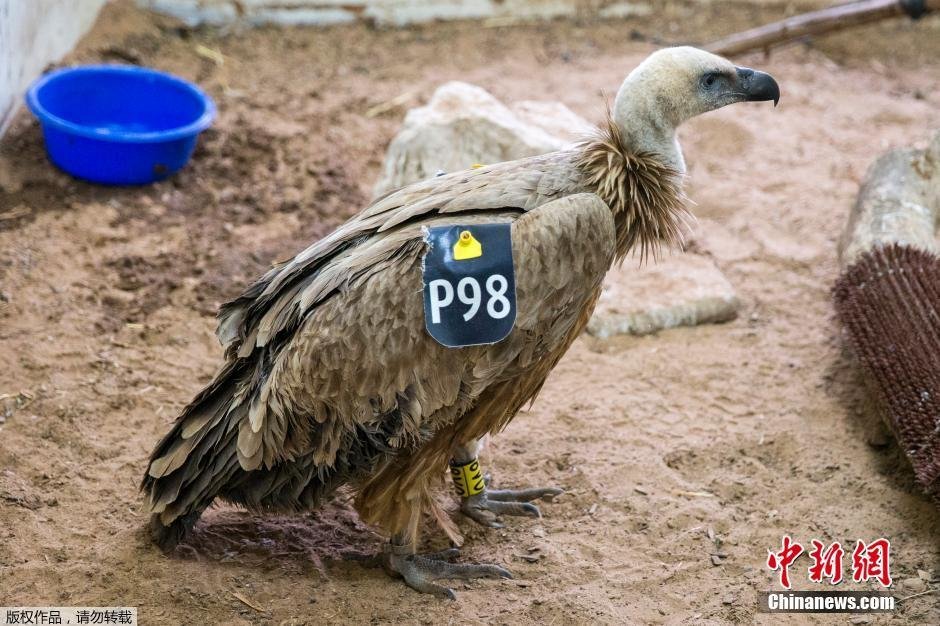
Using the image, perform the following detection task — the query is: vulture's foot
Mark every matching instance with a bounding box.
[383,542,511,599]
[451,457,562,527]
[459,486,564,528]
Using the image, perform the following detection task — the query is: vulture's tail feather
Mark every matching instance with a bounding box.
[149,507,206,552]
[141,360,248,551]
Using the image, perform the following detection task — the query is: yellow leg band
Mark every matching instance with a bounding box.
[450,458,485,498]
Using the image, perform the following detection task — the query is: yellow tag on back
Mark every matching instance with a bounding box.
[453,229,482,260]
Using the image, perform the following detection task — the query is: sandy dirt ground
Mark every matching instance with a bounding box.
[2,1,940,624]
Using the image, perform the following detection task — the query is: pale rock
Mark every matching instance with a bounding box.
[510,100,595,144]
[899,577,927,594]
[598,2,653,18]
[588,253,741,339]
[372,81,593,197]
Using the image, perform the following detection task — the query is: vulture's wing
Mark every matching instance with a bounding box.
[233,191,615,474]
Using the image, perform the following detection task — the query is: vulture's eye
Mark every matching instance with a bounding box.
[701,72,720,90]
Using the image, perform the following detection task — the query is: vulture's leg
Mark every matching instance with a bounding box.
[451,439,563,528]
[383,534,511,599]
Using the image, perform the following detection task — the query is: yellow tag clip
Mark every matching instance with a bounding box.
[450,458,485,498]
[453,230,482,261]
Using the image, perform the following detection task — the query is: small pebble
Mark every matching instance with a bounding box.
[900,577,927,594]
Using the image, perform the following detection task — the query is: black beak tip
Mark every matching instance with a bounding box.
[736,66,780,107]
[769,78,781,107]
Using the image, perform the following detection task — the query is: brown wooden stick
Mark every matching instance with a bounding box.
[707,0,939,57]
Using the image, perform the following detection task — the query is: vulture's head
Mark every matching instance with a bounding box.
[613,46,779,171]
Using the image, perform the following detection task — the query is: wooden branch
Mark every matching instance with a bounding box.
[707,0,940,57]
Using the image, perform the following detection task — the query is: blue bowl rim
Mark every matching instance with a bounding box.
[25,64,216,144]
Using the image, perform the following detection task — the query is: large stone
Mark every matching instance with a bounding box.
[372,81,593,197]
[587,253,741,339]
[377,82,742,339]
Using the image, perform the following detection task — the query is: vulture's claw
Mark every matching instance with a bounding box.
[460,486,564,527]
[384,543,511,599]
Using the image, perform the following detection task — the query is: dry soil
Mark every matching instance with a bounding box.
[1,1,940,624]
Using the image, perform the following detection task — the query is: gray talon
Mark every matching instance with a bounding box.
[384,545,511,599]
[460,486,563,527]
[487,487,564,502]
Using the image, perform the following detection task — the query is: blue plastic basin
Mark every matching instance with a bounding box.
[26,65,215,185]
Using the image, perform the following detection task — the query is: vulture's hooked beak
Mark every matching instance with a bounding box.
[735,67,780,106]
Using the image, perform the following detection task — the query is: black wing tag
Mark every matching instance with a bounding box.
[422,223,516,348]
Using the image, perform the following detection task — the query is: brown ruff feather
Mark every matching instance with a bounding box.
[575,113,690,262]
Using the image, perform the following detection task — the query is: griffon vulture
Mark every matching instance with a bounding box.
[142,46,780,598]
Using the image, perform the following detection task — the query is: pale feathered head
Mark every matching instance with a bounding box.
[614,46,780,131]
[578,47,779,260]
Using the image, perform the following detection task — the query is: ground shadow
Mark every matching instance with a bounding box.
[162,499,385,575]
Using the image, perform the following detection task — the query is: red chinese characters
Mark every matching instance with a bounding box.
[766,536,893,588]
[851,538,892,587]
[766,535,804,589]
[808,540,844,584]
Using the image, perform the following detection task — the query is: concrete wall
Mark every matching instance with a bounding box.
[0,0,108,135]
[136,0,657,27]
[137,0,830,26]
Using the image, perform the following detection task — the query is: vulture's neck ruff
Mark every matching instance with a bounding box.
[576,115,690,262]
